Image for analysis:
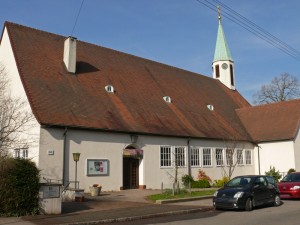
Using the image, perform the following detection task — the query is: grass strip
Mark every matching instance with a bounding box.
[147,189,215,202]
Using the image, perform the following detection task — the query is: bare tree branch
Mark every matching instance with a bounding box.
[218,139,245,180]
[253,73,300,105]
[0,65,35,158]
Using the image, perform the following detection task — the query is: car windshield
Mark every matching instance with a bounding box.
[225,177,253,187]
[281,173,300,182]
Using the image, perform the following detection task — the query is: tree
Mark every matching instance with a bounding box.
[166,147,185,194]
[253,73,300,105]
[217,140,245,180]
[0,65,34,158]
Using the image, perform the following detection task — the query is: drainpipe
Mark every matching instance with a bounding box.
[257,145,261,175]
[63,127,68,186]
[187,137,191,176]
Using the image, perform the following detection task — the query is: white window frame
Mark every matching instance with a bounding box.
[225,148,234,166]
[14,149,20,158]
[160,146,172,167]
[174,146,186,167]
[215,148,224,166]
[202,148,212,167]
[190,147,201,167]
[160,146,186,168]
[245,150,252,165]
[236,149,244,165]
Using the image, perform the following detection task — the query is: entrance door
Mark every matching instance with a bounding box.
[123,158,139,189]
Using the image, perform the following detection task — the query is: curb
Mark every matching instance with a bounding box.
[156,195,213,204]
[58,207,214,225]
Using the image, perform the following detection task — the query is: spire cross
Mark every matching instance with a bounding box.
[218,5,221,21]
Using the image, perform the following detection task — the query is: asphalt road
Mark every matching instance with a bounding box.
[114,199,299,225]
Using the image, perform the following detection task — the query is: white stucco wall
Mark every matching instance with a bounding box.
[293,128,300,171]
[256,140,295,175]
[39,127,256,192]
[0,27,40,165]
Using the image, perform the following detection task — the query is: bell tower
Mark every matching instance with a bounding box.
[212,6,235,90]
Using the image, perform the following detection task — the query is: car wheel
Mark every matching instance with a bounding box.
[273,194,281,206]
[245,198,253,211]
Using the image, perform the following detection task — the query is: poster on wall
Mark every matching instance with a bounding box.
[87,159,109,176]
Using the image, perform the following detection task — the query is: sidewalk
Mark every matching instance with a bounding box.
[0,189,214,225]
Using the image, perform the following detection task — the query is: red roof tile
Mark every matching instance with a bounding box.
[237,99,300,142]
[3,22,254,140]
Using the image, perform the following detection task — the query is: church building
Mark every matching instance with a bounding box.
[0,11,299,191]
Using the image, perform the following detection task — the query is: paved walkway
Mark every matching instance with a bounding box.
[0,189,214,225]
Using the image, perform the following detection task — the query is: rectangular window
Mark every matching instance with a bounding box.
[226,149,234,165]
[202,148,212,166]
[215,65,220,78]
[160,146,171,167]
[245,150,252,165]
[191,147,200,167]
[14,149,20,158]
[237,149,243,165]
[175,147,186,167]
[230,64,234,86]
[22,148,28,159]
[215,148,224,166]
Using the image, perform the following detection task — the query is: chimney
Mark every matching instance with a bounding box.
[63,36,77,73]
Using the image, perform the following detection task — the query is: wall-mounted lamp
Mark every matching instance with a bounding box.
[72,152,81,189]
[130,134,138,144]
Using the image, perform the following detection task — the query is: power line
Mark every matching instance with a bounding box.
[212,0,300,56]
[195,0,300,62]
[71,0,85,36]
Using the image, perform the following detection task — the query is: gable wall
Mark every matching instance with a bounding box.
[0,27,40,164]
[294,128,300,171]
[257,140,295,176]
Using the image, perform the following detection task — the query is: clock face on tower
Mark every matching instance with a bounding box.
[222,63,228,70]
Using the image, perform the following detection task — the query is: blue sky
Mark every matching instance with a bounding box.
[1,0,299,102]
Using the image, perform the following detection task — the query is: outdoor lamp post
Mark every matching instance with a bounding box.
[73,152,81,189]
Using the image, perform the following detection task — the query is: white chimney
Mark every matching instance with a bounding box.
[63,36,77,73]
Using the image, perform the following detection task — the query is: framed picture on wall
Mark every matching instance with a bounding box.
[87,159,109,176]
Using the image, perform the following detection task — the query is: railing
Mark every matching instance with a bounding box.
[42,177,80,192]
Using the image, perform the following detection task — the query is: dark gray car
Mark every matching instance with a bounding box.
[213,175,281,211]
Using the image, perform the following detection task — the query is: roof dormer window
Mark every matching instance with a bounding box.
[163,96,172,103]
[105,85,114,93]
[207,104,214,111]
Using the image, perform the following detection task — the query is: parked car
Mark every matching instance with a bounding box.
[277,172,300,199]
[213,175,281,211]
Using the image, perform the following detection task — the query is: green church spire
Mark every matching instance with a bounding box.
[213,6,233,62]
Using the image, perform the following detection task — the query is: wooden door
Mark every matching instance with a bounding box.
[123,158,139,189]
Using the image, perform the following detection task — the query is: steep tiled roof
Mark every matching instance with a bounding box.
[3,22,253,140]
[237,99,300,142]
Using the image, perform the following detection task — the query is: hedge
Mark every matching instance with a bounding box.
[0,157,40,216]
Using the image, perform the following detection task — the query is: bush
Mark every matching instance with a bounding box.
[265,166,282,182]
[197,169,212,183]
[213,176,230,187]
[288,168,296,174]
[192,179,211,188]
[181,174,194,188]
[0,157,40,216]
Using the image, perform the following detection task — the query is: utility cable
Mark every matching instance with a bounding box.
[71,0,85,37]
[213,0,300,56]
[195,0,300,61]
